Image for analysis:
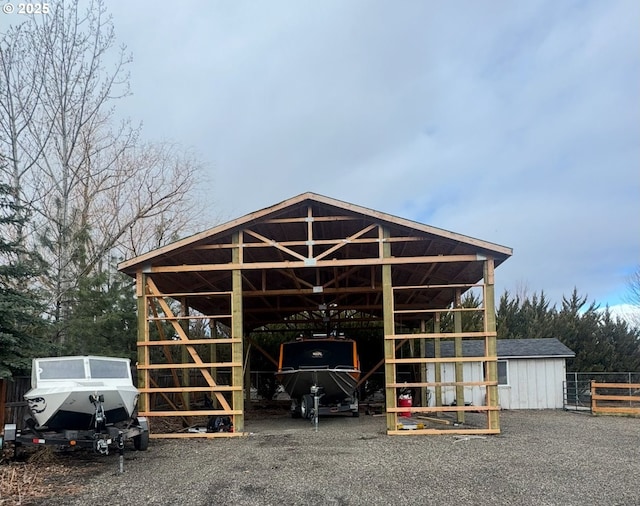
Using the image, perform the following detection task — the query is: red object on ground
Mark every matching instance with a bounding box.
[398,396,412,417]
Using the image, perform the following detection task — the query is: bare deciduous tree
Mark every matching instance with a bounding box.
[625,266,640,328]
[0,0,211,343]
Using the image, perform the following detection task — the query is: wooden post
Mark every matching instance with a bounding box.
[181,297,190,411]
[210,319,218,409]
[232,232,245,432]
[136,271,149,413]
[420,320,427,408]
[381,227,397,432]
[454,289,464,423]
[484,258,499,432]
[434,312,442,407]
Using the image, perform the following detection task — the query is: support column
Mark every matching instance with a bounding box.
[420,320,427,408]
[454,289,464,423]
[232,232,245,432]
[484,258,499,431]
[381,227,396,432]
[180,297,190,411]
[434,312,442,407]
[136,271,149,413]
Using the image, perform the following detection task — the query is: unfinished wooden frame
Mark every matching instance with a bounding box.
[123,194,511,438]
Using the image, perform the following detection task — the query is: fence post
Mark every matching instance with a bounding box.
[590,379,595,414]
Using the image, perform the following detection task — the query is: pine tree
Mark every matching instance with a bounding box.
[0,182,47,377]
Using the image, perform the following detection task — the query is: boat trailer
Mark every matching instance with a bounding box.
[1,394,150,472]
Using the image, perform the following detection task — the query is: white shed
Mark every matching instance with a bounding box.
[425,338,575,410]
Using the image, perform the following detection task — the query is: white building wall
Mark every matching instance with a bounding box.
[426,357,567,409]
[506,358,566,409]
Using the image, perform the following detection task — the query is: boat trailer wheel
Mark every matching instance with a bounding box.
[300,394,314,419]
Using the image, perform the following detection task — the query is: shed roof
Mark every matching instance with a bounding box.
[427,338,575,359]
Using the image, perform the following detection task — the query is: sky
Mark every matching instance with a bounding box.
[100,1,639,311]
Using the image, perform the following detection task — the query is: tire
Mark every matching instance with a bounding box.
[133,430,149,451]
[132,417,150,450]
[300,395,313,419]
[290,400,301,418]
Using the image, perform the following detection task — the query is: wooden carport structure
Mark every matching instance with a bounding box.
[118,192,512,437]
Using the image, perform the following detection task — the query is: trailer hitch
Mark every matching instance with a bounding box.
[89,393,106,431]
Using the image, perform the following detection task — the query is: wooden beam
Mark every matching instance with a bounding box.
[139,386,242,393]
[484,258,499,432]
[147,254,484,273]
[388,405,500,413]
[387,381,498,387]
[385,331,497,340]
[137,362,242,369]
[139,410,243,417]
[139,338,242,346]
[454,289,464,424]
[388,428,500,436]
[387,357,496,364]
[232,231,245,431]
[381,226,396,432]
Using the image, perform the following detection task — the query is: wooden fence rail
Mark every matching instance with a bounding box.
[591,381,640,416]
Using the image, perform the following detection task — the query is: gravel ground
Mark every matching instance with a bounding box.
[13,409,640,506]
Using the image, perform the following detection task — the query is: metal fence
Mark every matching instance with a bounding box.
[564,372,640,412]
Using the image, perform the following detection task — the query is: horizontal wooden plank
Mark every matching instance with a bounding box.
[138,338,241,346]
[385,332,497,340]
[388,428,500,436]
[593,406,640,415]
[592,394,640,402]
[148,254,483,273]
[148,314,232,321]
[138,410,243,417]
[140,387,236,394]
[393,283,484,291]
[145,290,232,297]
[387,357,496,364]
[151,432,246,439]
[137,362,242,370]
[592,382,640,389]
[388,405,499,413]
[387,381,498,388]
[394,307,485,315]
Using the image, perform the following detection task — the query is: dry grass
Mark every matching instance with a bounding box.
[0,448,96,506]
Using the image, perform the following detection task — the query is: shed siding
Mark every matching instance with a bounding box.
[506,358,566,409]
[426,357,567,410]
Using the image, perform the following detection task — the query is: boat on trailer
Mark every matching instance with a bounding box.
[2,356,149,456]
[24,355,140,431]
[276,334,361,419]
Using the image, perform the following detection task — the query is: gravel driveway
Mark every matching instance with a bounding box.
[26,410,640,505]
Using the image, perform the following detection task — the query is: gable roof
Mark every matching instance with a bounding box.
[426,338,575,359]
[118,192,512,273]
[118,192,513,330]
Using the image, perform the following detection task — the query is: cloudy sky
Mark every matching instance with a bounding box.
[105,0,639,310]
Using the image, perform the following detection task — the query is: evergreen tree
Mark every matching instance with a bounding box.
[63,264,137,361]
[496,291,555,339]
[0,182,47,377]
